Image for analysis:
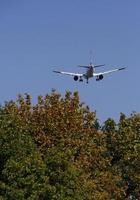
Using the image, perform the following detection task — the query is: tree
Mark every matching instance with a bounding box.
[102,113,140,199]
[0,112,50,200]
[117,113,140,199]
[0,91,127,199]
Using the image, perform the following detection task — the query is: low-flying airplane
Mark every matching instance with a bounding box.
[53,62,126,83]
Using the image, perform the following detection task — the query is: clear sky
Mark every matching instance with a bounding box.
[0,0,140,123]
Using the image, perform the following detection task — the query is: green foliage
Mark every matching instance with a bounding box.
[0,124,49,199]
[117,113,140,199]
[0,91,139,199]
[102,113,140,199]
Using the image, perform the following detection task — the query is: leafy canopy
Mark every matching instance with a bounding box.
[0,91,139,199]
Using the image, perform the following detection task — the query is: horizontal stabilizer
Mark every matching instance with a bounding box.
[78,64,105,68]
[78,65,90,69]
[94,64,105,68]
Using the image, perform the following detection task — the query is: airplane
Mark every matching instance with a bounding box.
[53,62,126,83]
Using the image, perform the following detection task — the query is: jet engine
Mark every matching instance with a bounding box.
[74,76,78,81]
[96,74,103,81]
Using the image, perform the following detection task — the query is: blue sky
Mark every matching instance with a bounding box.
[0,0,140,123]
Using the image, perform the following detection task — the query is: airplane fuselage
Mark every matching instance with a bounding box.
[84,66,94,79]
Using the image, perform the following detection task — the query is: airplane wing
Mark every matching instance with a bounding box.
[53,70,83,77]
[93,67,126,77]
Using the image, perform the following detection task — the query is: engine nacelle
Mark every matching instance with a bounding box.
[96,74,103,81]
[74,76,78,81]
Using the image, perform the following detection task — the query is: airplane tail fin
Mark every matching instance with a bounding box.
[89,50,105,68]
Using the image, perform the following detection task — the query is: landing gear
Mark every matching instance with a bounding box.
[79,77,83,82]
